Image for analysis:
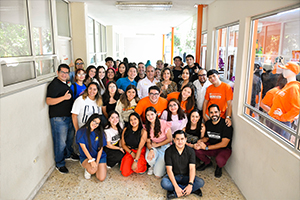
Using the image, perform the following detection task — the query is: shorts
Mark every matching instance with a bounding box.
[80,156,107,164]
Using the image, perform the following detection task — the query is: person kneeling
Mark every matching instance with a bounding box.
[76,114,107,181]
[161,130,204,199]
[194,104,233,178]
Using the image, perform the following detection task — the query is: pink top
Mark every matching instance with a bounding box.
[149,120,172,143]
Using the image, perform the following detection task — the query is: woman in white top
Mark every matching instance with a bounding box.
[71,82,104,132]
[115,85,140,126]
[160,98,187,134]
[103,111,125,168]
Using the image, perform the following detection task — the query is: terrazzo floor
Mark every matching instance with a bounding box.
[34,160,245,200]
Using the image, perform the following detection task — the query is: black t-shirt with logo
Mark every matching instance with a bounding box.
[204,118,233,149]
[46,77,74,118]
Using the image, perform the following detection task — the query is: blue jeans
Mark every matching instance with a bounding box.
[50,117,74,167]
[161,174,204,197]
[146,144,170,177]
[266,120,291,140]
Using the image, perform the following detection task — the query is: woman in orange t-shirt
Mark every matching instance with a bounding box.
[167,83,195,114]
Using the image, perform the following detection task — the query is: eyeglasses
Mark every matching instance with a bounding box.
[76,62,84,65]
[149,93,160,96]
[59,71,69,75]
[198,74,207,77]
[77,73,86,76]
[92,120,100,126]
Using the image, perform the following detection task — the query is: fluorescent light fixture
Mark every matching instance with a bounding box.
[116,2,173,11]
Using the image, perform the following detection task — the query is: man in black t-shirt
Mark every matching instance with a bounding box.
[194,104,233,178]
[185,54,201,82]
[46,64,78,174]
[161,130,204,199]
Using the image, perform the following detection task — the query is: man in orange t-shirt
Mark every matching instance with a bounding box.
[135,85,168,123]
[203,69,233,127]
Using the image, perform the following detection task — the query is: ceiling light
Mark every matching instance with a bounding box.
[116,2,173,11]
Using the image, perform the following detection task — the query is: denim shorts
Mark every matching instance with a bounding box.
[80,156,107,164]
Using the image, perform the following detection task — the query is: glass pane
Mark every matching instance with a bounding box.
[1,61,35,86]
[216,27,227,73]
[88,17,95,53]
[0,0,31,57]
[227,25,239,82]
[244,107,297,145]
[95,22,101,52]
[30,0,53,55]
[101,24,106,52]
[245,7,300,145]
[36,59,55,76]
[56,0,70,37]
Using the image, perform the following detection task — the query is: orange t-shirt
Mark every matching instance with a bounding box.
[261,86,280,107]
[269,81,300,122]
[205,82,233,118]
[167,92,194,114]
[135,96,168,123]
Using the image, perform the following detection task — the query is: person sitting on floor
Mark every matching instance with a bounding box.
[194,104,233,178]
[161,130,204,199]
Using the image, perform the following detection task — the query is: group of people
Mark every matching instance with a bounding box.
[46,55,234,199]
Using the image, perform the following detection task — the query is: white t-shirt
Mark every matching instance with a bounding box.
[193,79,212,110]
[71,96,102,128]
[104,127,120,145]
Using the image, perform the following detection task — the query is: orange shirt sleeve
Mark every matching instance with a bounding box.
[261,87,278,107]
[167,92,180,101]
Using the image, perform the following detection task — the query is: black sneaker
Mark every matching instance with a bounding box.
[192,188,203,197]
[196,162,212,171]
[66,153,80,161]
[56,166,69,174]
[166,191,176,200]
[214,166,222,178]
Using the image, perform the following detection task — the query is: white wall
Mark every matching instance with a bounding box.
[0,83,54,200]
[206,1,300,199]
[124,35,162,65]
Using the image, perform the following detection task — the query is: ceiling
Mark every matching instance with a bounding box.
[69,0,215,37]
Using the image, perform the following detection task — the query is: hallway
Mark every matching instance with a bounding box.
[34,160,245,199]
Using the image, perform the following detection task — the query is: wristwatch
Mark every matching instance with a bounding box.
[205,146,209,150]
[226,116,231,119]
[188,182,193,186]
[134,159,138,162]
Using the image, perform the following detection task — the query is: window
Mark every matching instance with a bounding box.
[56,0,70,37]
[200,32,207,68]
[244,7,300,152]
[0,0,59,94]
[214,24,239,83]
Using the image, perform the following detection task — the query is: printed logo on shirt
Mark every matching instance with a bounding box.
[207,131,221,139]
[277,91,286,97]
[122,105,136,111]
[81,105,101,125]
[112,134,120,143]
[95,136,99,141]
[209,93,222,99]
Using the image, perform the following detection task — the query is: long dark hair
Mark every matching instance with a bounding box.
[79,113,104,152]
[182,66,192,81]
[116,62,128,80]
[166,98,186,121]
[178,82,195,112]
[124,112,143,139]
[145,107,161,138]
[120,85,139,108]
[104,111,123,138]
[106,67,116,82]
[102,81,120,105]
[185,109,202,133]
[84,65,96,81]
[95,66,106,90]
[82,82,102,107]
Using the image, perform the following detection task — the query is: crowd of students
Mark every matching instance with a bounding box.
[46,55,235,199]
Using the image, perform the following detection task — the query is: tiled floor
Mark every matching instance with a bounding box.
[34,160,245,200]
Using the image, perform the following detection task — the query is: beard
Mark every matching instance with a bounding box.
[211,115,220,122]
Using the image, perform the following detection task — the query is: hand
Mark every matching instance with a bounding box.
[194,68,199,73]
[131,160,137,171]
[199,142,206,150]
[69,60,74,68]
[183,184,193,196]
[118,89,124,94]
[194,143,201,150]
[225,118,232,127]
[90,161,97,168]
[64,90,72,100]
[119,147,125,153]
[147,150,155,161]
[175,186,184,198]
[130,152,136,159]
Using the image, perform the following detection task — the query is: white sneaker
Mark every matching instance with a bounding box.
[147,166,154,175]
[84,169,91,179]
[107,165,111,169]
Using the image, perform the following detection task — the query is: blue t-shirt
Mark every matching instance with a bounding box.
[76,128,107,161]
[70,82,86,99]
[116,77,137,91]
[69,71,75,84]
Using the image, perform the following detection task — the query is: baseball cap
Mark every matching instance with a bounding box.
[278,62,300,75]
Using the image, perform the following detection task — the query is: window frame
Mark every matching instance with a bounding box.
[243,4,300,154]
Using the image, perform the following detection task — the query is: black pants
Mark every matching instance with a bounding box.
[104,146,125,167]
